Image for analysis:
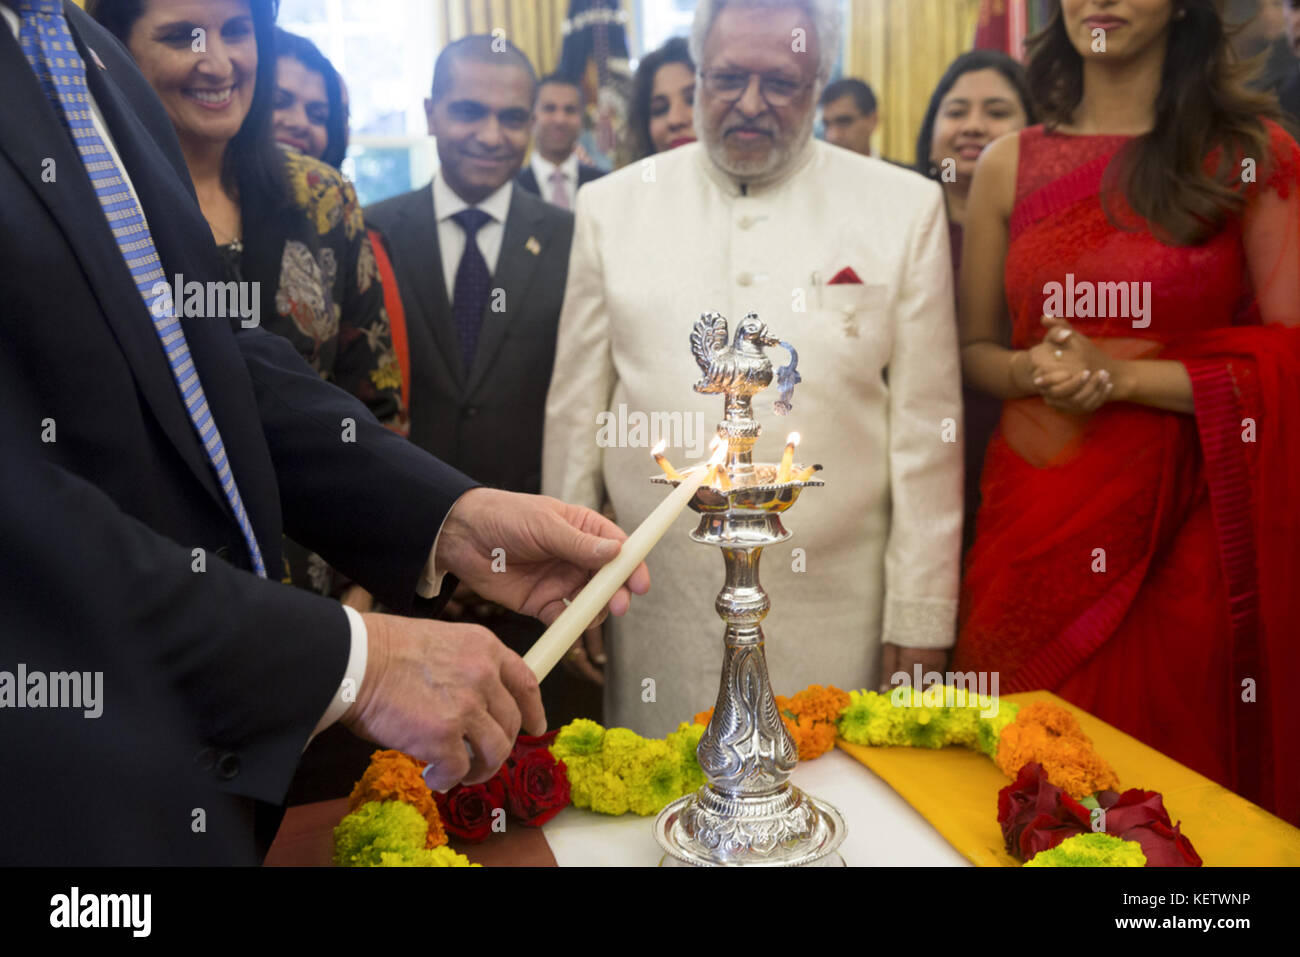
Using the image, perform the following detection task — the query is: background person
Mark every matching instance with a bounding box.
[914,49,1035,557]
[516,73,605,209]
[367,37,597,725]
[272,27,347,169]
[627,35,696,160]
[91,0,405,612]
[819,76,878,155]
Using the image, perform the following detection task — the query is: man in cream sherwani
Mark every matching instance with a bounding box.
[543,0,962,736]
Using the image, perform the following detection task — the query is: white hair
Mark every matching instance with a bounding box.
[689,0,842,83]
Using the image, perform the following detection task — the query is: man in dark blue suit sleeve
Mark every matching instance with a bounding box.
[0,1,646,864]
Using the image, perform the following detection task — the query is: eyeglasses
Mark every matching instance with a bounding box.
[700,70,813,107]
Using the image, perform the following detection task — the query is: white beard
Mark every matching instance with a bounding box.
[698,105,816,187]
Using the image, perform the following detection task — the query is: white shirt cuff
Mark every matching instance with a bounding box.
[310,604,369,742]
[416,521,448,599]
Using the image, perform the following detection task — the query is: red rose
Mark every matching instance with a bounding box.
[1096,789,1203,867]
[506,748,571,827]
[509,730,560,765]
[998,762,1091,861]
[434,773,508,843]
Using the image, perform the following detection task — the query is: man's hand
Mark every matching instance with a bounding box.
[435,489,651,627]
[878,643,950,692]
[340,612,546,791]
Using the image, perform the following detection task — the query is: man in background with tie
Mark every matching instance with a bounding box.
[367,37,598,723]
[516,74,605,210]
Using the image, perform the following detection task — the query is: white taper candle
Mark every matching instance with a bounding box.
[523,440,726,680]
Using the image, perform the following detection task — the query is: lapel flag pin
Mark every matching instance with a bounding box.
[525,236,541,256]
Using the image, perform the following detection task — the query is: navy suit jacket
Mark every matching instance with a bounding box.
[366,183,573,494]
[0,3,476,863]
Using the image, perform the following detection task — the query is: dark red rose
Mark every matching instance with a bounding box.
[998,762,1091,861]
[1096,789,1203,867]
[434,772,508,843]
[506,749,571,827]
[509,730,560,766]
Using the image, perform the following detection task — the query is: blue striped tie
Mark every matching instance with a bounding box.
[17,0,266,577]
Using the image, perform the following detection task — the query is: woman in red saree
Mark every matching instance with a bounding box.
[954,0,1300,825]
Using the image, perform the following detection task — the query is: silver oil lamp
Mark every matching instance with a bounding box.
[652,312,846,866]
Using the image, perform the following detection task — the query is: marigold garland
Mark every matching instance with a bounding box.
[333,801,475,867]
[837,686,1017,756]
[335,683,1179,867]
[348,749,448,849]
[550,719,707,816]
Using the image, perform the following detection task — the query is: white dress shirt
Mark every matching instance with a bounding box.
[432,172,512,303]
[530,149,580,207]
[3,4,466,740]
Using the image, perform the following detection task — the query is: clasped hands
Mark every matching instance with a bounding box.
[341,488,649,791]
[1015,315,1122,415]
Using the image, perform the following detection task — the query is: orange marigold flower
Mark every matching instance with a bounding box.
[348,749,448,848]
[693,708,714,727]
[994,703,1119,798]
[786,684,850,724]
[789,713,838,761]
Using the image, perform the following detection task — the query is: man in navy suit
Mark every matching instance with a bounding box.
[516,74,605,209]
[367,37,605,724]
[0,1,646,865]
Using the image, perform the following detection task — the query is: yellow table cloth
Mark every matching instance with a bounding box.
[836,690,1300,866]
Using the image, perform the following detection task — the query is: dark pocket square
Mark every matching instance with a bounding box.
[828,266,863,285]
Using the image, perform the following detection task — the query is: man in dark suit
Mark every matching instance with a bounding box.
[0,1,645,864]
[515,74,605,209]
[367,37,605,717]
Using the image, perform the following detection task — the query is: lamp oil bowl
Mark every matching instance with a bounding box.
[651,313,846,867]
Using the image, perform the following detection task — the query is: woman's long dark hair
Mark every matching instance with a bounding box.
[628,36,694,161]
[89,0,291,217]
[914,50,1037,179]
[1026,0,1277,246]
[274,28,348,169]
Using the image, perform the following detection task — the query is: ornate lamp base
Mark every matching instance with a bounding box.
[654,784,846,867]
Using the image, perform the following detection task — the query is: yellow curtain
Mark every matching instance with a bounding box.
[436,0,636,78]
[845,0,982,164]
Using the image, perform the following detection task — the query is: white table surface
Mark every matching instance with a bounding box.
[541,748,971,866]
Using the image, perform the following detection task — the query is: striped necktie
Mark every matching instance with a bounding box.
[16,0,266,577]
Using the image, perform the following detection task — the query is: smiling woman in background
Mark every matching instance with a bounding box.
[272,28,348,169]
[89,0,402,606]
[628,35,696,160]
[916,50,1036,281]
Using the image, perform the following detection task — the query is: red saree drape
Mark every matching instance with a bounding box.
[954,122,1300,824]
